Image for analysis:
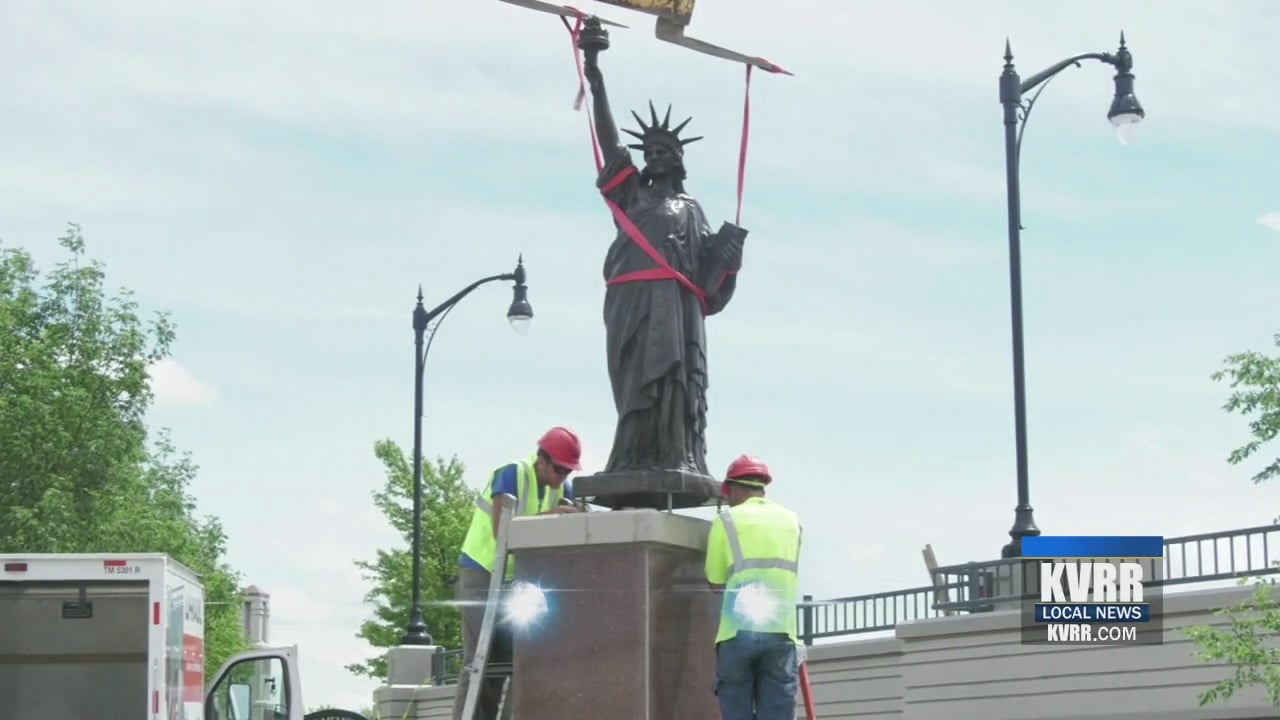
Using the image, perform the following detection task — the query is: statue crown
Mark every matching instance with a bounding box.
[623,101,703,154]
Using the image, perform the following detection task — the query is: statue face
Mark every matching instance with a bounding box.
[643,142,680,177]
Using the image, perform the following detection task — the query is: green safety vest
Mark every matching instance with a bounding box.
[708,497,802,644]
[459,454,564,579]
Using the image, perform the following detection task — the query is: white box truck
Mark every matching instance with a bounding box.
[0,553,311,720]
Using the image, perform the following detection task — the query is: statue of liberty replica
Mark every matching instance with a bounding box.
[574,16,749,510]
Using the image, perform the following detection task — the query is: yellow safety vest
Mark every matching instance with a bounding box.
[705,497,802,644]
[459,454,564,579]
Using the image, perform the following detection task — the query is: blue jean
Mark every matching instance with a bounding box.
[714,631,799,720]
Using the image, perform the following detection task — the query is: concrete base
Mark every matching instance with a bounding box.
[372,644,441,720]
[386,644,440,686]
[506,509,720,720]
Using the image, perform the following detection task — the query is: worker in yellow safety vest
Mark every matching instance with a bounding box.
[451,426,584,720]
[705,454,803,720]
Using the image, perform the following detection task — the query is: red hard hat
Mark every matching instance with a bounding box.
[537,426,582,471]
[721,454,771,495]
[726,455,772,482]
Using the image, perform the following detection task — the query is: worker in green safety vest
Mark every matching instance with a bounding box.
[705,454,803,720]
[451,426,584,720]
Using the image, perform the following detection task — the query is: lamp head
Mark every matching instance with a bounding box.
[1107,32,1145,145]
[507,254,533,335]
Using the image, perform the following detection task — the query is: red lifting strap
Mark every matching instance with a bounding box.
[561,12,784,315]
[600,165,709,312]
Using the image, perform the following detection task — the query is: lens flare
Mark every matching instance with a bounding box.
[504,581,549,627]
[732,582,780,627]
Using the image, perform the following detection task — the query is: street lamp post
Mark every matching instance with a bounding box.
[400,255,534,646]
[998,34,1145,559]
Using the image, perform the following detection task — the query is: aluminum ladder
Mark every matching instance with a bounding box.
[459,492,517,720]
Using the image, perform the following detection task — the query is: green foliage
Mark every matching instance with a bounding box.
[0,224,246,674]
[347,440,478,682]
[1186,333,1280,706]
[1210,333,1280,484]
[134,435,249,676]
[1186,577,1280,706]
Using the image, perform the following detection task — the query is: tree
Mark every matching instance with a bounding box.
[130,433,249,676]
[1211,333,1280,485]
[0,224,247,674]
[1185,580,1280,706]
[1185,333,1280,706]
[348,440,478,682]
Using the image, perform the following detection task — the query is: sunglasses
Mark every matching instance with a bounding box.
[551,463,572,476]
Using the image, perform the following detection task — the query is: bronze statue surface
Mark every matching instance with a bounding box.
[572,17,747,510]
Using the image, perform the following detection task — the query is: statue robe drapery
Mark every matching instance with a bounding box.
[596,144,739,476]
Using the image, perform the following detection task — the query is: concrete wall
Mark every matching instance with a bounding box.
[387,585,1277,719]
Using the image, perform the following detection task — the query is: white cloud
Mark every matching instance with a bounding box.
[147,358,217,408]
[264,584,339,627]
[1259,212,1280,233]
[231,498,399,710]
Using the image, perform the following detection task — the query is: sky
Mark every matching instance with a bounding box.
[3,0,1279,711]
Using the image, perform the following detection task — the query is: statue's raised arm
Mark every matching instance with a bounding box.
[577,17,625,168]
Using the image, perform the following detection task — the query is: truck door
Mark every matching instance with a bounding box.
[205,647,303,720]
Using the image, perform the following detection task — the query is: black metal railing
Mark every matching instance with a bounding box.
[421,523,1280,683]
[795,582,965,644]
[928,524,1280,613]
[428,646,513,686]
[429,647,464,685]
[1165,524,1276,582]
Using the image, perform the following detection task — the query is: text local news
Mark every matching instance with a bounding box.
[1021,535,1163,642]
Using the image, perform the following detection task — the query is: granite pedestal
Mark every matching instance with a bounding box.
[505,509,720,720]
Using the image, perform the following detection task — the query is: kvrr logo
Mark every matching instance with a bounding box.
[1040,560,1144,603]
